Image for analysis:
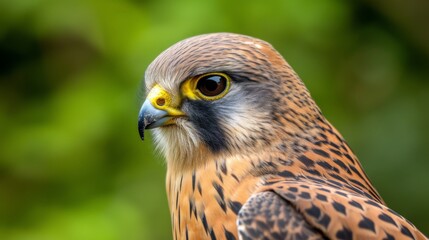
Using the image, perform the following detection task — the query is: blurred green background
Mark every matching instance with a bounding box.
[1,0,428,239]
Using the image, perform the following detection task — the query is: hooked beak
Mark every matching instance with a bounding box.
[138,84,185,140]
[138,100,170,140]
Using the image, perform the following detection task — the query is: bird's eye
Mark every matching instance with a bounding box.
[194,73,231,100]
[181,73,231,101]
[196,75,227,97]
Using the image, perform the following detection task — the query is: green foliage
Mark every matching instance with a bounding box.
[0,0,428,239]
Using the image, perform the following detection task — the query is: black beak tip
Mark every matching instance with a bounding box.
[138,119,145,141]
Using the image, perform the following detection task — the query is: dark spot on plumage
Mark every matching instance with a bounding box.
[300,184,310,189]
[279,170,295,178]
[340,143,349,153]
[344,183,365,196]
[296,232,309,239]
[336,226,353,240]
[229,201,242,215]
[288,187,298,192]
[358,215,376,233]
[349,200,363,210]
[349,178,366,189]
[314,140,329,146]
[333,159,352,174]
[231,173,239,182]
[302,120,310,128]
[318,214,331,229]
[332,201,347,215]
[212,181,227,211]
[243,223,262,238]
[297,155,315,167]
[344,153,355,164]
[197,182,202,195]
[277,219,287,229]
[188,198,197,218]
[260,135,271,145]
[318,132,328,140]
[264,180,277,186]
[307,176,325,184]
[329,141,339,149]
[220,160,227,175]
[383,232,395,240]
[278,158,293,166]
[287,107,299,117]
[379,213,397,226]
[326,179,344,189]
[224,228,236,240]
[316,193,328,202]
[329,148,343,156]
[186,227,189,240]
[365,184,382,202]
[217,198,227,212]
[266,219,275,229]
[239,232,253,240]
[184,100,228,153]
[306,204,321,219]
[282,129,295,138]
[366,192,380,203]
[332,131,344,141]
[201,213,209,233]
[250,160,256,168]
[175,191,179,210]
[317,161,339,173]
[178,207,181,231]
[312,148,330,158]
[305,168,322,176]
[210,229,217,240]
[318,187,331,193]
[192,172,196,191]
[283,192,297,200]
[400,225,415,239]
[277,143,288,152]
[256,220,269,230]
[299,191,311,199]
[329,173,347,185]
[365,199,383,209]
[334,190,348,198]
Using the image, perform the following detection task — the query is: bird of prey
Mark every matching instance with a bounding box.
[138,33,427,240]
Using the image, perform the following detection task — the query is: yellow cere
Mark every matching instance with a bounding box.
[181,77,198,100]
[147,84,185,116]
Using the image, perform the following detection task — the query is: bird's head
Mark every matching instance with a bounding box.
[139,33,321,169]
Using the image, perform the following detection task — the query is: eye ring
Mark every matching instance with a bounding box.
[194,73,231,100]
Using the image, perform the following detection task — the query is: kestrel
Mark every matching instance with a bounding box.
[138,33,427,240]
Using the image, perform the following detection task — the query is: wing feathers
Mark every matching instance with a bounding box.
[237,191,327,240]
[238,179,427,240]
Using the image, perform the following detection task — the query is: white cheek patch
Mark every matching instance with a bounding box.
[224,103,269,139]
[216,83,274,152]
[152,119,202,165]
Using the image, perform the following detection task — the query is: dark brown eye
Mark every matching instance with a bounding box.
[196,74,228,97]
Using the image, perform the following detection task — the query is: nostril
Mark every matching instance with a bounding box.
[156,98,166,107]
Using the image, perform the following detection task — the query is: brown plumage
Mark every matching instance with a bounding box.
[138,33,427,240]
